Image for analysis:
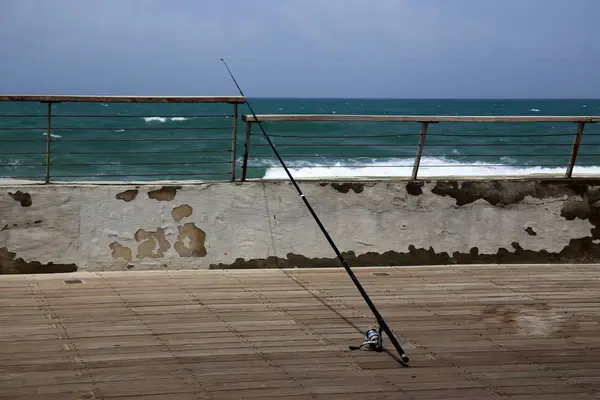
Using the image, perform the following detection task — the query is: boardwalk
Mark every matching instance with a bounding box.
[1,265,599,399]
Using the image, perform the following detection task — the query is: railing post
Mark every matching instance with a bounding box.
[566,122,586,178]
[230,103,238,181]
[44,102,53,183]
[241,120,252,181]
[411,122,429,180]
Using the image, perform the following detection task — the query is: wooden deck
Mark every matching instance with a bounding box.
[1,265,599,399]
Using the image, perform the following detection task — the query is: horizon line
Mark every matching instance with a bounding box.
[246,96,600,101]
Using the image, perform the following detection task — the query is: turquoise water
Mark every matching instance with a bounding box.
[1,99,599,181]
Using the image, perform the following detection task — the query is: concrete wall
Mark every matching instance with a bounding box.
[2,179,600,273]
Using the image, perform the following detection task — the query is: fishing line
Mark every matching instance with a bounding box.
[220,58,410,365]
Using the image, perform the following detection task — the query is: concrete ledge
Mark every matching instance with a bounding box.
[3,174,600,186]
[2,179,600,273]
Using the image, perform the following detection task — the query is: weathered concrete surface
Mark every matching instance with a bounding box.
[1,179,600,273]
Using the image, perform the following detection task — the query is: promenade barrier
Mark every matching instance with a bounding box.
[1,95,599,183]
[2,96,600,273]
[241,114,600,181]
[0,95,246,182]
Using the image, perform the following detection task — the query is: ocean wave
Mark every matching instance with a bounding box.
[500,156,517,164]
[143,117,167,123]
[143,116,191,123]
[258,157,600,179]
[531,108,540,112]
[0,158,22,170]
[42,132,62,138]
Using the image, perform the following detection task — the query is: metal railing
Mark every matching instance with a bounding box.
[0,95,246,183]
[240,114,600,180]
[2,96,600,184]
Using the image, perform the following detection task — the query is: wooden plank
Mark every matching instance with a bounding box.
[310,394,406,400]
[0,382,98,398]
[103,395,198,400]
[402,388,499,399]
[496,384,594,396]
[202,387,312,399]
[0,369,84,387]
[0,392,99,400]
[492,396,598,400]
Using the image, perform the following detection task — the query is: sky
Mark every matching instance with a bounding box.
[0,0,598,98]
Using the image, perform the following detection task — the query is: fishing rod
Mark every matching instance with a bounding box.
[220,58,410,365]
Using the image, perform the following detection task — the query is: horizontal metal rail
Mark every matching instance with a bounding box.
[241,114,600,181]
[243,114,600,123]
[0,137,232,143]
[0,95,246,182]
[0,114,233,118]
[49,127,233,131]
[0,95,246,104]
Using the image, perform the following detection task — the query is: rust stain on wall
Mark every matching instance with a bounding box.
[211,256,282,269]
[171,204,193,222]
[320,182,365,194]
[430,180,577,206]
[148,186,182,201]
[8,191,32,207]
[561,198,593,221]
[174,223,207,257]
[109,242,133,261]
[134,228,170,259]
[560,188,600,240]
[209,235,600,269]
[405,181,424,196]
[0,247,77,274]
[116,189,138,202]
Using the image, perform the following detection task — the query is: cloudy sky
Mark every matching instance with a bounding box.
[0,0,598,98]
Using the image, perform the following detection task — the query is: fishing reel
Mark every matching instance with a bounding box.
[349,326,383,352]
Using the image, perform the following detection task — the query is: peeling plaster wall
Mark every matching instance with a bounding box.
[1,180,599,273]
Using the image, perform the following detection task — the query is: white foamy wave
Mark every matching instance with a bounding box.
[42,132,62,138]
[144,117,167,123]
[115,129,125,132]
[531,108,540,112]
[260,157,600,179]
[0,159,22,169]
[143,116,192,123]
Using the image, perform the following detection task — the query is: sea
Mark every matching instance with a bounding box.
[1,98,599,182]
